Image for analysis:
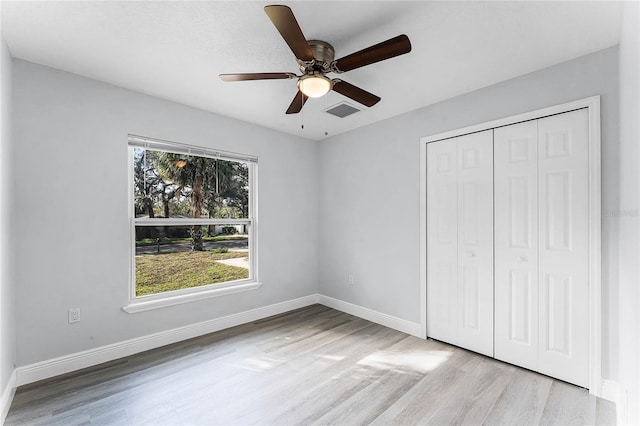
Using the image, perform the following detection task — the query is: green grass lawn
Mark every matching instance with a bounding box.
[135,250,249,296]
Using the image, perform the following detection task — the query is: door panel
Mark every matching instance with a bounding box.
[508,176,532,248]
[494,120,539,371]
[508,270,532,344]
[538,109,589,388]
[461,182,480,245]
[457,130,494,357]
[544,273,572,355]
[437,181,457,244]
[461,266,479,329]
[427,138,458,344]
[545,171,572,251]
[436,263,456,322]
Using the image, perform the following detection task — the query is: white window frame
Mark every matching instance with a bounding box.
[123,135,261,313]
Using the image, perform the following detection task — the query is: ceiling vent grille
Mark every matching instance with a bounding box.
[324,102,361,118]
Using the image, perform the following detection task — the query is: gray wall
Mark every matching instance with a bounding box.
[318,47,620,380]
[11,60,319,366]
[0,36,15,401]
[617,1,639,422]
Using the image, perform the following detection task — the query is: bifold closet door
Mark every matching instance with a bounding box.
[427,130,493,356]
[537,109,589,387]
[494,120,539,372]
[494,109,589,388]
[456,131,494,357]
[427,137,458,344]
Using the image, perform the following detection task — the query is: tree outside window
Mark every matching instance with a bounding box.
[131,141,255,298]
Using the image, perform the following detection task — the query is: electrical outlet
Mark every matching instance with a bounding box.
[347,274,354,285]
[68,308,81,324]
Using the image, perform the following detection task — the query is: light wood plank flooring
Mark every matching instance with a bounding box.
[6,305,615,425]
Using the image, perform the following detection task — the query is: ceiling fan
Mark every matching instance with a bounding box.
[219,5,412,114]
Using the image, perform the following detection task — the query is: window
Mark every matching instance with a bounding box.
[126,135,259,311]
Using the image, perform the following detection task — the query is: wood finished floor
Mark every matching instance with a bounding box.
[6,305,615,425]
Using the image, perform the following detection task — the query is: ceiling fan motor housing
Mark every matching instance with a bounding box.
[299,40,335,73]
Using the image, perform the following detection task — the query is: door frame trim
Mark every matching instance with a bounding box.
[419,95,602,396]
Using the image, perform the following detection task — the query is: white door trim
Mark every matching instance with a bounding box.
[419,95,602,396]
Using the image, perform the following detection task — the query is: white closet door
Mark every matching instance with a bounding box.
[494,121,539,371]
[457,130,494,357]
[427,138,458,344]
[537,109,589,387]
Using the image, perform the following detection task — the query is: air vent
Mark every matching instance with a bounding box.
[324,102,361,118]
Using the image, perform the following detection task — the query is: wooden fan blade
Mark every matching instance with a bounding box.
[219,72,295,82]
[264,5,314,62]
[333,35,411,73]
[286,90,309,114]
[332,80,380,107]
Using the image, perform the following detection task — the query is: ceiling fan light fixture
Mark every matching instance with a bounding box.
[297,74,331,98]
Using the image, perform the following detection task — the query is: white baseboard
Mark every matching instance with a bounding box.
[1,369,16,424]
[14,293,421,388]
[15,294,319,386]
[317,294,422,337]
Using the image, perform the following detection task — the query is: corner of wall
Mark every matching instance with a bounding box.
[0,370,16,424]
[617,1,640,424]
[0,28,17,422]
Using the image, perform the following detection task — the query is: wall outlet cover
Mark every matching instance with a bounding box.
[68,308,81,324]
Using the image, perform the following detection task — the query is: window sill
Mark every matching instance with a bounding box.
[122,281,263,313]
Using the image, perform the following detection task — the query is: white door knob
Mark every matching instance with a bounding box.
[517,256,527,262]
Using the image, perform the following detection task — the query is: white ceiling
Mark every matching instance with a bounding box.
[1,1,622,141]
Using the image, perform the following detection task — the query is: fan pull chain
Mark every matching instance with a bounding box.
[324,93,329,137]
[301,95,304,129]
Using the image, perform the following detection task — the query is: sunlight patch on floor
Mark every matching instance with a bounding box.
[228,355,281,372]
[357,349,452,374]
[319,354,346,361]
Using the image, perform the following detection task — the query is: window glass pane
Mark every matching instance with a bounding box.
[135,225,249,296]
[133,148,249,219]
